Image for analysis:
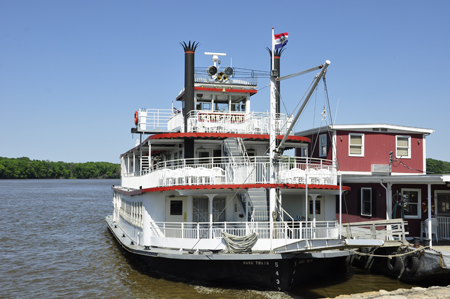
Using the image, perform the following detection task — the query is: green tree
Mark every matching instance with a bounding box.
[0,157,120,179]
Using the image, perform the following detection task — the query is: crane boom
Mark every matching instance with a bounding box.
[276,60,330,153]
[275,64,324,82]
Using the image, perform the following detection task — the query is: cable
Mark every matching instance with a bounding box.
[391,156,424,173]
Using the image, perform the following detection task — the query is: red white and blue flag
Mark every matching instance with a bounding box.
[274,32,289,49]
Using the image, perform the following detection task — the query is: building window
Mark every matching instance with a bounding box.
[299,147,308,158]
[349,134,364,157]
[319,134,327,157]
[402,188,421,219]
[396,136,411,158]
[170,200,183,215]
[361,188,372,216]
[436,191,450,216]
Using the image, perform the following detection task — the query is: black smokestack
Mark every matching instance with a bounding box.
[180,41,199,159]
[267,47,285,115]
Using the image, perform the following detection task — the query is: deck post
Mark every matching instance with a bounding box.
[339,173,342,238]
[428,183,433,248]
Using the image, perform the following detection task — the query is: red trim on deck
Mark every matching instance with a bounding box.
[141,183,350,193]
[194,87,257,94]
[148,132,309,143]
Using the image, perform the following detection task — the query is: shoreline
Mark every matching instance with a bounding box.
[327,285,450,299]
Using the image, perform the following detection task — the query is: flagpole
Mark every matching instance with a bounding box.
[271,27,275,72]
[269,27,276,245]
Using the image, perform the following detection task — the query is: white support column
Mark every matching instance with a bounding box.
[339,173,342,237]
[332,131,337,170]
[207,194,218,239]
[148,140,152,171]
[127,155,130,176]
[386,183,393,220]
[140,146,142,176]
[310,194,318,223]
[133,152,135,175]
[428,183,433,248]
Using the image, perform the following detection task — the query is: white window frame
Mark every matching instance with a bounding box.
[299,147,308,158]
[319,134,327,157]
[402,188,421,219]
[396,135,411,159]
[361,187,372,216]
[349,133,364,157]
[435,190,450,216]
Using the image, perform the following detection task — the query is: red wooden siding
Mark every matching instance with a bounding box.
[336,131,425,174]
[296,130,425,174]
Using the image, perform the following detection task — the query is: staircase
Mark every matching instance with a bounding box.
[142,156,150,174]
[222,137,249,163]
[238,189,269,222]
[248,188,269,221]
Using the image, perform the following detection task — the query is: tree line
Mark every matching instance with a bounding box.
[0,157,120,179]
[0,156,447,179]
[426,158,450,174]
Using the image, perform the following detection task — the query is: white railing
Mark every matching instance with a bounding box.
[122,156,337,188]
[135,109,174,132]
[137,109,295,134]
[437,216,450,239]
[149,220,339,241]
[167,112,184,132]
[194,74,257,86]
[342,219,408,242]
[187,111,293,135]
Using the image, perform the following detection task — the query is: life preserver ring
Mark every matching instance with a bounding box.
[421,200,435,213]
[134,111,138,125]
[404,255,420,275]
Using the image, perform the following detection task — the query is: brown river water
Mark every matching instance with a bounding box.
[0,179,436,299]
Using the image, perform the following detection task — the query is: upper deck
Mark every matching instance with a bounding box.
[135,109,294,135]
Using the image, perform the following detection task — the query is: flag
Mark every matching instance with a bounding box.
[274,32,289,49]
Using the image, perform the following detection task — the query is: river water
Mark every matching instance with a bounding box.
[0,179,430,299]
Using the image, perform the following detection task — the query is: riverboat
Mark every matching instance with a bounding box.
[106,37,383,291]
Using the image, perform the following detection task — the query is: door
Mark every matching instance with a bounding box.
[308,195,325,221]
[165,197,187,222]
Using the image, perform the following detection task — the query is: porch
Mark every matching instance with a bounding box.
[420,216,450,242]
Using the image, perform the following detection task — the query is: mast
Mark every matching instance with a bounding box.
[269,28,277,244]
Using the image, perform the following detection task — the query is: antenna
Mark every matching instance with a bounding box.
[204,52,226,67]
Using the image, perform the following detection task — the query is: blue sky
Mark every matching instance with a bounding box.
[1,1,449,163]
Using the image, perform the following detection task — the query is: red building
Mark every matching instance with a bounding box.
[296,124,450,243]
